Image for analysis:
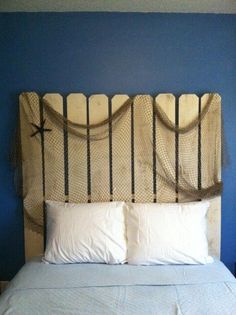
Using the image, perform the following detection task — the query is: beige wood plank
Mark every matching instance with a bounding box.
[20,92,44,260]
[179,94,199,127]
[201,94,222,187]
[24,229,43,260]
[155,94,176,202]
[133,95,153,202]
[43,94,64,202]
[207,196,221,257]
[201,93,221,258]
[112,95,132,201]
[89,95,110,202]
[178,94,199,201]
[67,94,87,203]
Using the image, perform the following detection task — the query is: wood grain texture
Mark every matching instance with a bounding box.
[179,94,199,200]
[20,92,44,260]
[43,94,64,203]
[89,95,110,202]
[155,94,176,202]
[112,95,132,201]
[134,95,153,202]
[67,94,87,203]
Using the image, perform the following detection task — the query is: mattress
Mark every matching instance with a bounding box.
[0,257,236,315]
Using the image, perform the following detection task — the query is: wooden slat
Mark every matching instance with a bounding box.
[20,92,44,259]
[201,93,221,257]
[24,229,43,260]
[201,94,222,187]
[112,95,132,201]
[43,94,64,202]
[67,94,87,203]
[89,95,110,202]
[133,95,153,202]
[207,196,221,257]
[179,94,199,201]
[155,94,176,202]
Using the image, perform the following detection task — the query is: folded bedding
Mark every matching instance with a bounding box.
[0,257,236,315]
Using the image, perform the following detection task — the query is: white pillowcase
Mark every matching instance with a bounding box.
[126,201,213,265]
[43,201,127,264]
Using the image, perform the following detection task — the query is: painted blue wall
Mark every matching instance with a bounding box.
[0,12,236,280]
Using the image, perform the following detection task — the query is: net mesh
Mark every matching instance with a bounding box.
[16,92,222,234]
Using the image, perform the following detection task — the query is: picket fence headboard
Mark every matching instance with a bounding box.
[19,92,221,261]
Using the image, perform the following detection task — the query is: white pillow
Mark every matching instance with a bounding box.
[43,201,127,264]
[126,201,213,265]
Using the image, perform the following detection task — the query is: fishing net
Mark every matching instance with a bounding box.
[15,92,222,234]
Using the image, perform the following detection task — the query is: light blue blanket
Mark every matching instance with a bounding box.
[1,257,236,314]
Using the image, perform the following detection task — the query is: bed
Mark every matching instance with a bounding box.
[1,257,236,314]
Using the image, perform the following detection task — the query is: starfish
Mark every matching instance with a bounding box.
[30,119,52,137]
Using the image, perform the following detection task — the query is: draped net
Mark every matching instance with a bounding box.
[14,92,222,234]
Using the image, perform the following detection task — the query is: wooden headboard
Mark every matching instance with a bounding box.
[19,92,221,260]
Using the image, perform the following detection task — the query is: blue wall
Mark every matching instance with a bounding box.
[0,13,236,280]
